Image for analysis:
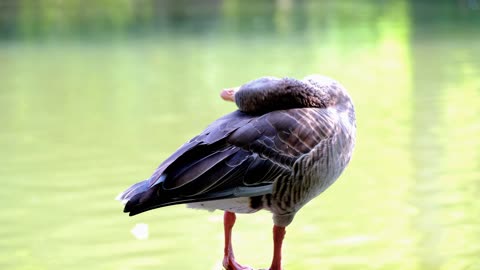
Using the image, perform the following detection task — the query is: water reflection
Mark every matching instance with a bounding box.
[409,3,480,269]
[0,1,479,270]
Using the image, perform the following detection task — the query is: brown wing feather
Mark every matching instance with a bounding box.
[124,108,336,215]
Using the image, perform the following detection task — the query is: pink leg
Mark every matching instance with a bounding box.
[223,211,251,270]
[269,225,286,270]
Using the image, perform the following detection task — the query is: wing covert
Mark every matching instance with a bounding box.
[127,107,337,214]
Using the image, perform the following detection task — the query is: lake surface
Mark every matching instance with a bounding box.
[1,1,479,269]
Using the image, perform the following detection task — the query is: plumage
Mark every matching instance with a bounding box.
[117,74,356,270]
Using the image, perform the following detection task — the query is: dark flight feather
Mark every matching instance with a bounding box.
[122,107,335,216]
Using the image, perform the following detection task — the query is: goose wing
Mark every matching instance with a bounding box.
[125,108,335,215]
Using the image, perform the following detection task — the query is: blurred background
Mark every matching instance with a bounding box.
[0,0,479,269]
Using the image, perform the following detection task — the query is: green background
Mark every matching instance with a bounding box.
[0,1,479,269]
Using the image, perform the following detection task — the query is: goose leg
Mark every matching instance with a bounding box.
[223,211,251,270]
[269,225,286,270]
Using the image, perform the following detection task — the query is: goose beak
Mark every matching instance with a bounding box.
[220,87,238,102]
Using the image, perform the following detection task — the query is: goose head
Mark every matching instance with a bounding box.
[220,75,353,115]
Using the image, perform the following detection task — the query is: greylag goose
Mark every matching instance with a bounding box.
[117,75,356,270]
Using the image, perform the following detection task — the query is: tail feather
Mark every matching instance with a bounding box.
[116,180,149,205]
[118,180,166,216]
[119,183,236,216]
[124,189,162,216]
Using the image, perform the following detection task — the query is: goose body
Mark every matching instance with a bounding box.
[118,75,356,270]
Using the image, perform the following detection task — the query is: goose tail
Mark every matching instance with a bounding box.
[116,180,150,206]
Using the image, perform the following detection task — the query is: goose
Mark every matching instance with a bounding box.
[117,75,356,270]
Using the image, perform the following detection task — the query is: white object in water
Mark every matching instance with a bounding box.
[131,223,149,240]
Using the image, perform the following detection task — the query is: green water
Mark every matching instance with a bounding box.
[1,1,479,269]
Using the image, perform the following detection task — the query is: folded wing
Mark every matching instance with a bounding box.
[124,108,335,215]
